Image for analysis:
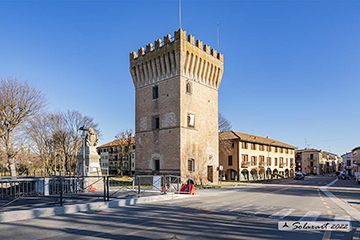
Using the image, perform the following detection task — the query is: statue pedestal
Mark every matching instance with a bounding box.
[77,146,103,191]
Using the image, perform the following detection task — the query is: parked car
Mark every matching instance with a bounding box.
[338,173,350,180]
[294,173,305,180]
[295,171,307,176]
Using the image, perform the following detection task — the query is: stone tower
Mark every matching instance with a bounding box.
[129,29,224,184]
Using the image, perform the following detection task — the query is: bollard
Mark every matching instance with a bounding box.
[137,176,141,197]
[103,176,106,202]
[106,176,110,201]
[59,177,63,206]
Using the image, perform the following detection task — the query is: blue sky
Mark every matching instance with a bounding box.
[1,0,359,156]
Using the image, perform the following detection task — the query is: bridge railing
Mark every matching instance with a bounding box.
[0,175,193,210]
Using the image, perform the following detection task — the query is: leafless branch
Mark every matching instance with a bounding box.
[0,77,46,176]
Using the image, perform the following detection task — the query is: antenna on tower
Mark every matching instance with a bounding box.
[217,22,220,51]
[179,0,182,29]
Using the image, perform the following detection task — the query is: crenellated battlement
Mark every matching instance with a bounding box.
[129,29,224,90]
[130,29,223,62]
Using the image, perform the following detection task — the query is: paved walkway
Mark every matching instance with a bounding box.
[0,189,161,213]
[327,177,360,211]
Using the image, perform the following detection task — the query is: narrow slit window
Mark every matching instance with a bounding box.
[186,82,192,94]
[153,86,159,99]
[153,116,160,130]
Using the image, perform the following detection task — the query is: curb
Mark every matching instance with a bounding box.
[320,178,360,223]
[0,194,190,223]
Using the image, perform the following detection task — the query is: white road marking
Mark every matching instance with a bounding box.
[334,214,351,222]
[254,205,274,215]
[321,214,351,240]
[221,203,253,212]
[299,211,321,221]
[321,178,360,224]
[269,208,295,220]
[197,202,229,210]
[322,230,331,240]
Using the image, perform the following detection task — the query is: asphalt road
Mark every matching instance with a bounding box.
[0,175,359,240]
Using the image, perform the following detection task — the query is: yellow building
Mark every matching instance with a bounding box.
[295,149,342,175]
[219,131,297,181]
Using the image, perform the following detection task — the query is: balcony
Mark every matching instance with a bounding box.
[290,163,295,168]
[279,163,285,168]
[259,162,266,167]
[241,162,250,168]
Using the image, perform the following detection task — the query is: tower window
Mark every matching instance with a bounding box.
[153,86,159,99]
[154,159,160,171]
[187,114,195,127]
[188,159,195,172]
[186,82,192,94]
[228,155,233,166]
[152,116,160,130]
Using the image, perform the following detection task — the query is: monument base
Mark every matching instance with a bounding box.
[77,146,103,191]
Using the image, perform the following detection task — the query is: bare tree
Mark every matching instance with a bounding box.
[0,77,46,176]
[218,113,233,156]
[115,129,134,176]
[26,114,55,174]
[219,113,232,132]
[59,110,100,172]
[27,110,100,174]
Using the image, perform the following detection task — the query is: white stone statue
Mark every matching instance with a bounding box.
[85,128,99,147]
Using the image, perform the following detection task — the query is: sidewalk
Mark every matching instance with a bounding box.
[0,192,191,223]
[326,178,360,211]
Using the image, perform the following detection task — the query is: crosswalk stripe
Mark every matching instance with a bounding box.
[269,209,296,220]
[221,203,253,212]
[334,214,351,221]
[299,211,321,221]
[233,203,253,210]
[220,204,352,223]
[255,205,274,215]
[200,202,229,209]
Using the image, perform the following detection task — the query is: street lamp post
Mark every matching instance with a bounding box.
[78,126,89,177]
[78,126,90,191]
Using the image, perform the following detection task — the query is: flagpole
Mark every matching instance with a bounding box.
[179,0,182,29]
[217,22,220,51]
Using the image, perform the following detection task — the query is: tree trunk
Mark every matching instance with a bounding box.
[120,158,123,176]
[6,131,17,176]
[9,159,16,176]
